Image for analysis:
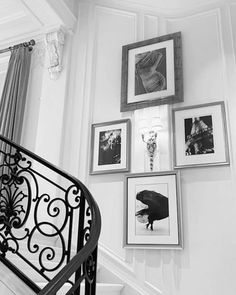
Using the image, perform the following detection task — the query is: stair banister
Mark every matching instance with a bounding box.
[0,134,101,295]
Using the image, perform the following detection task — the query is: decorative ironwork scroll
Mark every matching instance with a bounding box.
[0,135,101,295]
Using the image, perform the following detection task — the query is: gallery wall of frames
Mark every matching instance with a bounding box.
[89,31,230,249]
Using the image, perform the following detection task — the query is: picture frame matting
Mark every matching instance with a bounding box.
[172,101,230,169]
[121,32,183,112]
[90,119,131,175]
[124,171,183,249]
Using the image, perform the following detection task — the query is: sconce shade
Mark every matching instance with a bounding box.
[139,119,149,135]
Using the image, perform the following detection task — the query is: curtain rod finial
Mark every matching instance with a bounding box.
[30,40,35,46]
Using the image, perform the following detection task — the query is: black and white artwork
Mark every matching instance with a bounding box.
[173,102,229,168]
[135,189,169,236]
[125,171,182,249]
[135,48,167,96]
[184,115,214,156]
[120,32,183,112]
[90,119,130,174]
[98,129,121,165]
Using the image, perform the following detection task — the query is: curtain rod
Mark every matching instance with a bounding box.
[0,39,36,55]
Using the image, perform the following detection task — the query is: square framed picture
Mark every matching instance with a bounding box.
[120,32,183,112]
[124,171,183,249]
[172,101,230,168]
[90,119,131,174]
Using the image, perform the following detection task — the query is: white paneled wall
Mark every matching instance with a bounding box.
[92,6,137,122]
[230,3,236,63]
[0,0,235,294]
[166,9,225,102]
[61,0,236,294]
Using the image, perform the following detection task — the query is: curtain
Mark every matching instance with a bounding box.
[0,45,32,144]
[0,45,32,220]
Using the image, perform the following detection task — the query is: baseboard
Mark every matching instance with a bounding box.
[98,243,162,295]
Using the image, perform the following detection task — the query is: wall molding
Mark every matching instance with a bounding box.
[229,3,236,64]
[21,0,77,32]
[98,243,162,295]
[145,281,162,295]
[94,3,138,41]
[143,14,159,38]
[62,1,236,295]
[0,11,26,25]
[80,0,232,17]
[165,6,221,21]
[45,0,77,30]
[99,243,135,274]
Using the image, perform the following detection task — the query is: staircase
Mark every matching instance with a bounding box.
[1,242,124,295]
[0,243,124,294]
[0,134,104,294]
[0,247,124,295]
[38,271,124,295]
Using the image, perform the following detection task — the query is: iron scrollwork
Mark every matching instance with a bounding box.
[0,141,96,294]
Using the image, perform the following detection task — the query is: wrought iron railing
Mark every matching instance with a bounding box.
[0,134,101,295]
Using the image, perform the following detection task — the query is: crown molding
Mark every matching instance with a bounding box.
[20,0,77,32]
[82,0,236,16]
[0,11,26,25]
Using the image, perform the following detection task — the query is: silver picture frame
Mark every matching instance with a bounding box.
[90,119,131,175]
[172,101,230,169]
[124,171,183,249]
[121,32,183,112]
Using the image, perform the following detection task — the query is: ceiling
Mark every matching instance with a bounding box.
[0,0,235,50]
[0,0,77,49]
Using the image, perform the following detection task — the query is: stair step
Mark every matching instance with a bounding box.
[4,257,101,286]
[37,282,124,295]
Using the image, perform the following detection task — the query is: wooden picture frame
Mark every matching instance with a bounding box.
[124,171,183,249]
[172,101,230,168]
[90,119,131,175]
[121,32,183,112]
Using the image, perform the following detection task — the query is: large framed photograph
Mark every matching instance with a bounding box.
[172,101,230,168]
[121,32,183,112]
[124,171,183,249]
[90,119,131,174]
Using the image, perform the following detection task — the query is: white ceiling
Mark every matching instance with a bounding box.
[0,0,236,50]
[0,0,77,49]
[0,0,40,45]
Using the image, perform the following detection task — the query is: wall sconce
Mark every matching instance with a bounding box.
[139,117,163,171]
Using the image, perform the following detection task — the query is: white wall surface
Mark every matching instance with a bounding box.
[1,0,235,294]
[60,0,236,294]
[21,34,73,167]
[62,0,79,17]
[19,35,74,239]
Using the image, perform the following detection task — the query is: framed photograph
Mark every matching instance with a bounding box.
[90,119,131,174]
[124,171,183,249]
[121,32,183,112]
[172,101,230,168]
